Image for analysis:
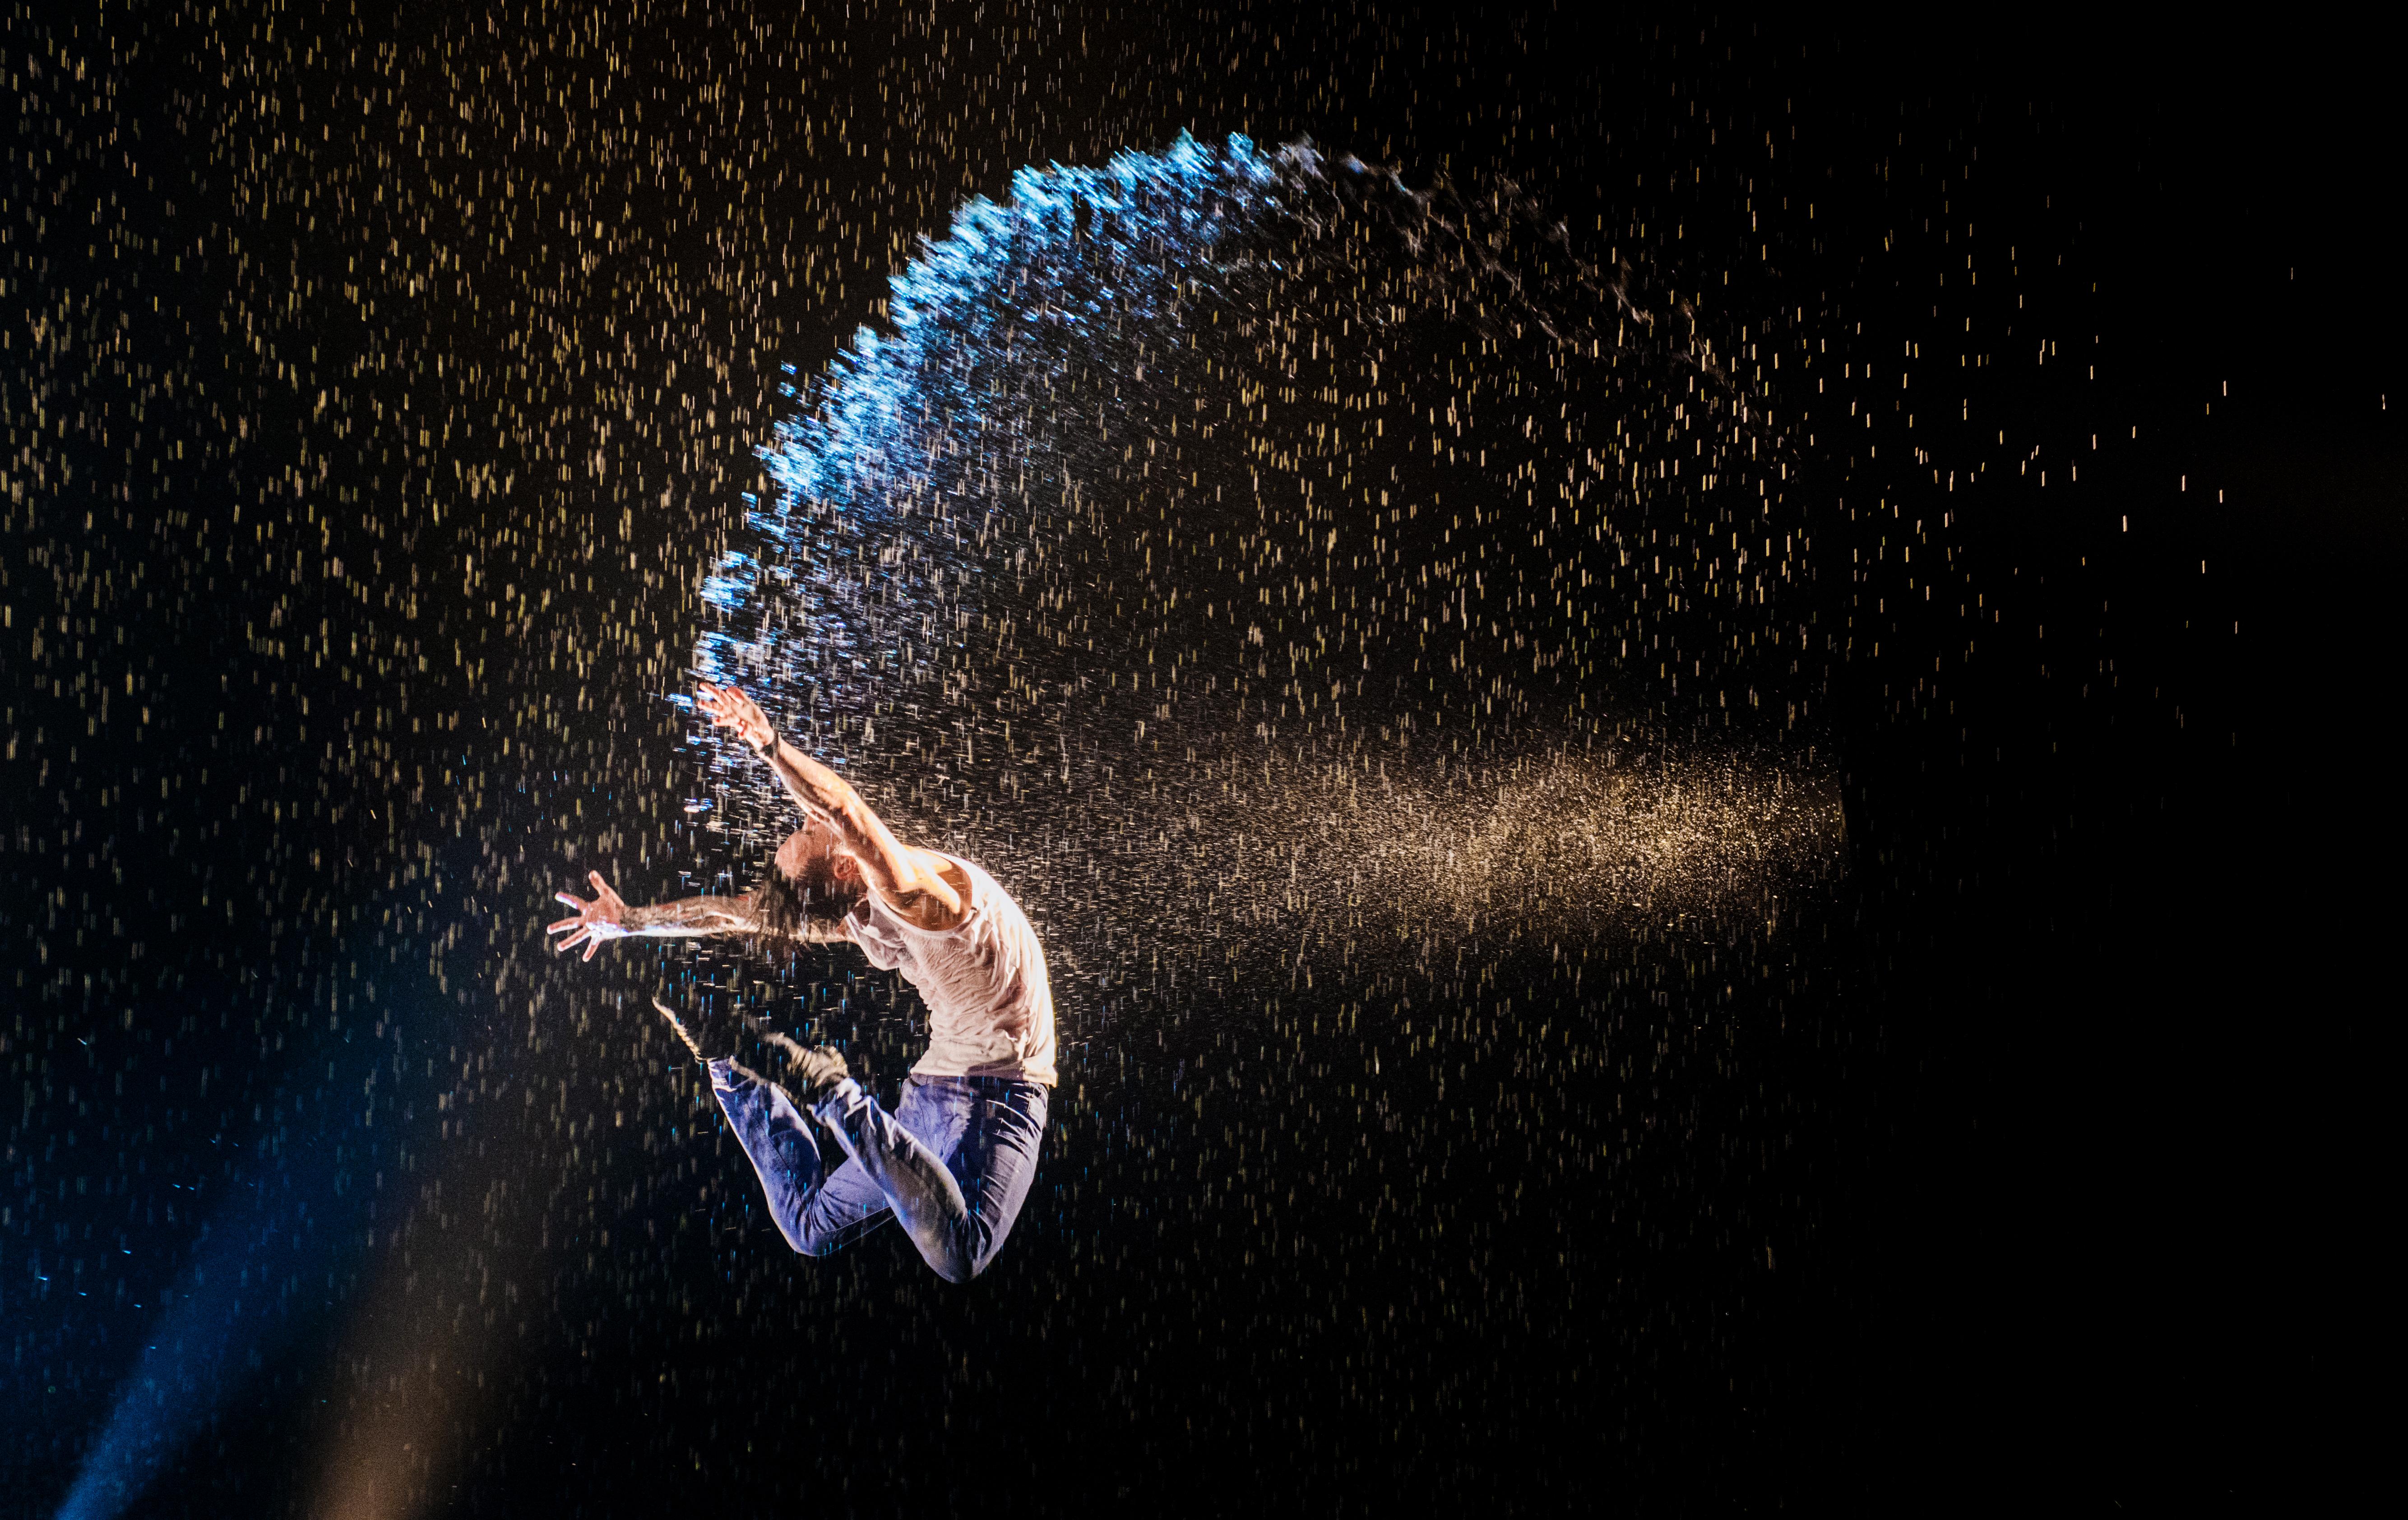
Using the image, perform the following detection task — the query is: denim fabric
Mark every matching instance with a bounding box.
[709,1061,1049,1283]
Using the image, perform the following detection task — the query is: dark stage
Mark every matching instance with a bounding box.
[4,7,2393,1515]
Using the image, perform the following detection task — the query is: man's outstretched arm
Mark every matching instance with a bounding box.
[625,892,848,944]
[547,872,846,960]
[695,680,966,932]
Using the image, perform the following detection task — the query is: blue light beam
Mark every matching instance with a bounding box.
[52,1019,402,1520]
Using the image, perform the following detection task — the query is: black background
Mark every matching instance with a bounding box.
[4,6,2393,1515]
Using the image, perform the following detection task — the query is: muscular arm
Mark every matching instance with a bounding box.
[696,680,966,932]
[547,874,848,960]
[763,743,965,925]
[621,892,758,938]
[627,893,854,944]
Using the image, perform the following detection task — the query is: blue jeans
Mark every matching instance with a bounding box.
[708,1061,1049,1283]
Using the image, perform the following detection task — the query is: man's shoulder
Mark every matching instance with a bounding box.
[919,849,976,902]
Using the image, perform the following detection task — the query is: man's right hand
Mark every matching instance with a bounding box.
[549,871,633,961]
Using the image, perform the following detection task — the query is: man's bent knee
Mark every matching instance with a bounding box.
[923,1236,981,1284]
[794,1221,844,1257]
[931,1233,1013,1284]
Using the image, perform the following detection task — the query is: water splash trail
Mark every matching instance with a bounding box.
[687,133,1838,1019]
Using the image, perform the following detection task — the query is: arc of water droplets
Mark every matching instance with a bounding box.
[691,132,1843,1008]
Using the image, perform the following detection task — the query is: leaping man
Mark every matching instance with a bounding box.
[548,679,1056,1283]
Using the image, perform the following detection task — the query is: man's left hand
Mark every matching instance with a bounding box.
[696,680,775,751]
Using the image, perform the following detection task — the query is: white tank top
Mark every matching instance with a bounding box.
[845,852,1057,1086]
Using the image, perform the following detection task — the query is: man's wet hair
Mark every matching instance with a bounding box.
[751,851,866,940]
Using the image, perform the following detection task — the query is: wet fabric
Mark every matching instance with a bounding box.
[708,1058,1049,1282]
[846,851,1059,1086]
